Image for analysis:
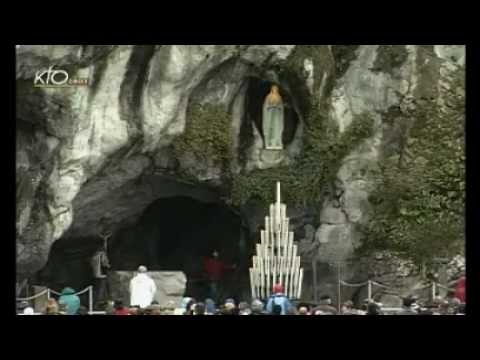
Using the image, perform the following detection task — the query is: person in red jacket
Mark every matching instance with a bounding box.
[203,250,236,301]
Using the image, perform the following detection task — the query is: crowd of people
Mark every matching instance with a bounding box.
[17,264,466,315]
[17,282,465,316]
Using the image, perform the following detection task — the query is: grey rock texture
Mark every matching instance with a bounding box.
[16,45,296,276]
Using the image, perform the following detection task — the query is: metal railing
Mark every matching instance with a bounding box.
[338,279,453,311]
[16,285,94,314]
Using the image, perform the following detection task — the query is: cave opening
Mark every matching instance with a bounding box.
[36,195,253,302]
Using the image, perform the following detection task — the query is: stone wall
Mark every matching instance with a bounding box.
[108,271,187,307]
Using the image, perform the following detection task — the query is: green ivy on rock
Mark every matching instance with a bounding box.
[173,103,233,171]
[228,103,374,208]
[359,66,465,266]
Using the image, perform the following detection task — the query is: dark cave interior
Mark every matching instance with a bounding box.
[35,196,252,301]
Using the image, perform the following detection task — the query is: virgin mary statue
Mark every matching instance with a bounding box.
[262,85,284,150]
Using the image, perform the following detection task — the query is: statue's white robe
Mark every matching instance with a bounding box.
[129,273,157,308]
[262,101,284,149]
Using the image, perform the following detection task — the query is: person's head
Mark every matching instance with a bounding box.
[403,297,415,309]
[61,287,76,295]
[432,296,443,307]
[129,306,140,315]
[224,302,236,314]
[367,302,381,315]
[46,298,59,315]
[105,300,115,314]
[137,265,147,274]
[114,300,125,310]
[58,303,68,314]
[298,306,309,315]
[186,299,196,314]
[439,300,450,314]
[272,283,284,294]
[341,300,353,313]
[212,250,219,258]
[205,298,216,314]
[238,301,251,315]
[18,301,29,312]
[181,297,193,309]
[23,307,35,315]
[194,302,206,315]
[271,85,279,94]
[251,299,264,313]
[150,305,162,315]
[320,295,332,305]
[360,303,368,312]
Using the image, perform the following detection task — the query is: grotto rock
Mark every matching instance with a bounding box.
[16,44,465,305]
[108,271,187,308]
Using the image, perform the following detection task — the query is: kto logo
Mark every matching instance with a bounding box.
[33,66,89,87]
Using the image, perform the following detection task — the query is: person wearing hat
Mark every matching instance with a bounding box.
[266,283,292,315]
[21,307,35,315]
[129,265,157,308]
[58,287,81,315]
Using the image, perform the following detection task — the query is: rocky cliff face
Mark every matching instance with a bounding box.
[16,45,465,300]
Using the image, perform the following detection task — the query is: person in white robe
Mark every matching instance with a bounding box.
[129,265,157,308]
